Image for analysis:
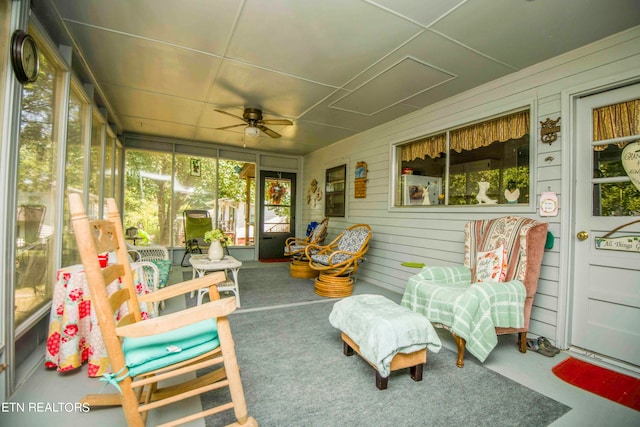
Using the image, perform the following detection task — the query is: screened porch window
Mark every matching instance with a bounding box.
[395,109,531,207]
[124,149,255,248]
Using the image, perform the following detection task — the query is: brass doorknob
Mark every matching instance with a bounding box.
[577,231,589,240]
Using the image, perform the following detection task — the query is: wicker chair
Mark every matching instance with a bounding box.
[68,193,257,427]
[306,224,372,297]
[127,243,172,313]
[285,218,329,260]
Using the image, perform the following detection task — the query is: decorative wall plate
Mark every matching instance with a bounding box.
[621,141,640,192]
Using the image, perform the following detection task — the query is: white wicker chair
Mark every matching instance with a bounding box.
[126,243,169,262]
[127,243,171,312]
[130,261,161,316]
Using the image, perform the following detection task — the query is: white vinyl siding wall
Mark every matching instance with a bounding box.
[300,26,640,343]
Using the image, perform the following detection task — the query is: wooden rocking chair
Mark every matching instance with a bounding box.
[69,193,257,427]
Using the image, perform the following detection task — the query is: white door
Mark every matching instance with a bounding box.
[573,84,640,369]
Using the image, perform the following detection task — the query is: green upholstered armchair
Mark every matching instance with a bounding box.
[401,216,548,367]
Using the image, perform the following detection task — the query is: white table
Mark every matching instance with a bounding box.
[189,254,242,307]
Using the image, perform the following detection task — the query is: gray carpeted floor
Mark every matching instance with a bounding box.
[197,297,571,426]
[184,263,326,309]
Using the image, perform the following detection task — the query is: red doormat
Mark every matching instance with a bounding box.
[552,357,640,411]
[259,258,291,263]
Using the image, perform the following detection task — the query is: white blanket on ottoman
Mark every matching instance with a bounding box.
[329,294,441,378]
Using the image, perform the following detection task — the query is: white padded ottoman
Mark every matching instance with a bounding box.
[329,294,441,390]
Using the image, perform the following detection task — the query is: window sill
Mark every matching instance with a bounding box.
[388,203,536,214]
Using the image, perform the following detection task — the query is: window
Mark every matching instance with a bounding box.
[325,164,346,217]
[61,83,90,267]
[394,109,530,207]
[103,129,116,198]
[125,150,174,246]
[218,159,255,246]
[124,149,255,248]
[89,110,105,217]
[14,40,62,327]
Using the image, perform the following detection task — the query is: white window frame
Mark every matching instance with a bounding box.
[388,99,538,213]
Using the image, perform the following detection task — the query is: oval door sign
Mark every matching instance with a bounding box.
[622,141,640,192]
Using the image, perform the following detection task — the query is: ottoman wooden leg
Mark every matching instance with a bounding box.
[375,372,388,390]
[410,363,424,382]
[343,340,354,356]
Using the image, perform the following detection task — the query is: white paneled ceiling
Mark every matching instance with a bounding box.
[34,0,640,155]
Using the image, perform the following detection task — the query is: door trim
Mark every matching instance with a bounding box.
[559,73,640,349]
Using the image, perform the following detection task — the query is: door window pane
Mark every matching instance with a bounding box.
[591,99,640,216]
[263,177,291,233]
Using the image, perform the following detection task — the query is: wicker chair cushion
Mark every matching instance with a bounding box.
[288,244,307,253]
[310,252,352,266]
[310,223,325,242]
[337,229,370,252]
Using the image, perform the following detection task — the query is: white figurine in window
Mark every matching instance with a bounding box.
[421,183,431,205]
[504,180,520,204]
[476,181,497,204]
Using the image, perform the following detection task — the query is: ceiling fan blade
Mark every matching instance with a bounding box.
[261,119,293,126]
[216,124,246,130]
[258,125,281,138]
[214,109,247,122]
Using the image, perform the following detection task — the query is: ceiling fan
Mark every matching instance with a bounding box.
[214,107,293,138]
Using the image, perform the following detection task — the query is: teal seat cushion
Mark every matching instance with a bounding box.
[122,318,219,378]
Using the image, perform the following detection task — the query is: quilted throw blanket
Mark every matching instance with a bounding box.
[400,267,525,363]
[329,294,441,378]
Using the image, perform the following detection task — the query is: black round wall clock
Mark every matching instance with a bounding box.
[10,30,39,84]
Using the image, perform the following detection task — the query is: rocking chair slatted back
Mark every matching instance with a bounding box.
[69,193,257,427]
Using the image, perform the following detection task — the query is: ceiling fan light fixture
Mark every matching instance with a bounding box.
[245,126,260,137]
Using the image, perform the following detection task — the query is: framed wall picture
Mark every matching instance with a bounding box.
[190,158,201,176]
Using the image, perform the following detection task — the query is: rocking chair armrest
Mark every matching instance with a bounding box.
[138,271,226,303]
[116,296,236,338]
